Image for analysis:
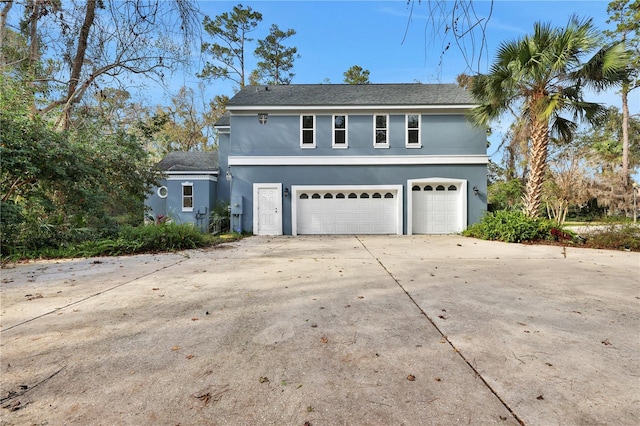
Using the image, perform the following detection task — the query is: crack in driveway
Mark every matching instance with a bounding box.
[355,235,526,425]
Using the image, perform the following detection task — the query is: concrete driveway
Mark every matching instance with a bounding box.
[1,235,638,425]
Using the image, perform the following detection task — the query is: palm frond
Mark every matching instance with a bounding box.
[573,42,630,91]
[550,116,578,144]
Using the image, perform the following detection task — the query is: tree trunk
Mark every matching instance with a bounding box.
[26,0,41,117]
[621,81,630,189]
[506,144,516,180]
[28,0,39,69]
[62,0,97,130]
[523,116,550,218]
[0,0,13,66]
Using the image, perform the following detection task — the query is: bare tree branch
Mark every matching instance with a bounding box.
[405,0,494,75]
[7,0,200,126]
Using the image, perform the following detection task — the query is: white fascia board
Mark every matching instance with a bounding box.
[229,155,489,166]
[165,173,218,181]
[165,171,219,175]
[228,105,476,112]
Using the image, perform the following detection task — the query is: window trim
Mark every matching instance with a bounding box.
[332,114,348,149]
[374,114,389,148]
[405,114,422,148]
[300,114,316,149]
[157,186,168,199]
[182,182,194,212]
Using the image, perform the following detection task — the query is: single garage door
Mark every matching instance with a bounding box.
[412,183,461,234]
[296,189,399,234]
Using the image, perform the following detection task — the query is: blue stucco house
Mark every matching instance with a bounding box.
[145,151,219,231]
[215,83,488,236]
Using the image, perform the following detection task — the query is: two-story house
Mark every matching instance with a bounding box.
[216,83,488,236]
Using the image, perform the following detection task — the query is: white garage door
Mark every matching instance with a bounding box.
[412,183,461,234]
[296,189,398,235]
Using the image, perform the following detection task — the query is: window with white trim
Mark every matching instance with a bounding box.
[406,114,421,148]
[301,115,316,148]
[332,115,348,148]
[374,114,389,148]
[182,183,193,211]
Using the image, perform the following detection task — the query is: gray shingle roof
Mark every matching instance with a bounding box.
[156,151,219,172]
[214,111,230,127]
[226,84,474,107]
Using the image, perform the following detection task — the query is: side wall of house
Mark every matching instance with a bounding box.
[217,130,231,204]
[217,132,231,205]
[145,178,168,222]
[146,176,217,231]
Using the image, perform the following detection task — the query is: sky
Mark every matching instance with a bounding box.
[170,0,639,115]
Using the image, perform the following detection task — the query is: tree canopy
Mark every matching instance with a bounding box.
[343,65,370,84]
[468,15,628,218]
[253,24,299,85]
[198,4,263,89]
[0,0,200,130]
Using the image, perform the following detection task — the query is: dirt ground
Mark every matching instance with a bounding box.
[1,235,639,425]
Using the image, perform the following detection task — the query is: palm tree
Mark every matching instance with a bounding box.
[468,15,628,217]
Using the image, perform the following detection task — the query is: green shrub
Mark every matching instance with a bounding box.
[118,223,212,253]
[582,224,640,251]
[463,210,558,243]
[2,223,218,261]
[488,179,524,212]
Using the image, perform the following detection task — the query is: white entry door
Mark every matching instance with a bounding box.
[253,183,282,235]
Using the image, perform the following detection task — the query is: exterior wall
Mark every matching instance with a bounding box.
[230,164,486,235]
[217,130,231,203]
[228,113,486,156]
[145,178,168,222]
[145,175,218,232]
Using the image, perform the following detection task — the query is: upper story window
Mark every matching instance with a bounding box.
[374,114,389,148]
[182,182,193,212]
[332,115,348,148]
[301,115,316,148]
[406,114,421,148]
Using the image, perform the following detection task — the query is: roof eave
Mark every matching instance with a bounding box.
[163,170,219,175]
[227,104,476,112]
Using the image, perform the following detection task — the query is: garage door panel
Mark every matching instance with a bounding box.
[297,189,398,235]
[335,223,348,233]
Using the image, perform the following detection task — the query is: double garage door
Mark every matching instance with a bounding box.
[293,182,463,235]
[295,188,399,235]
